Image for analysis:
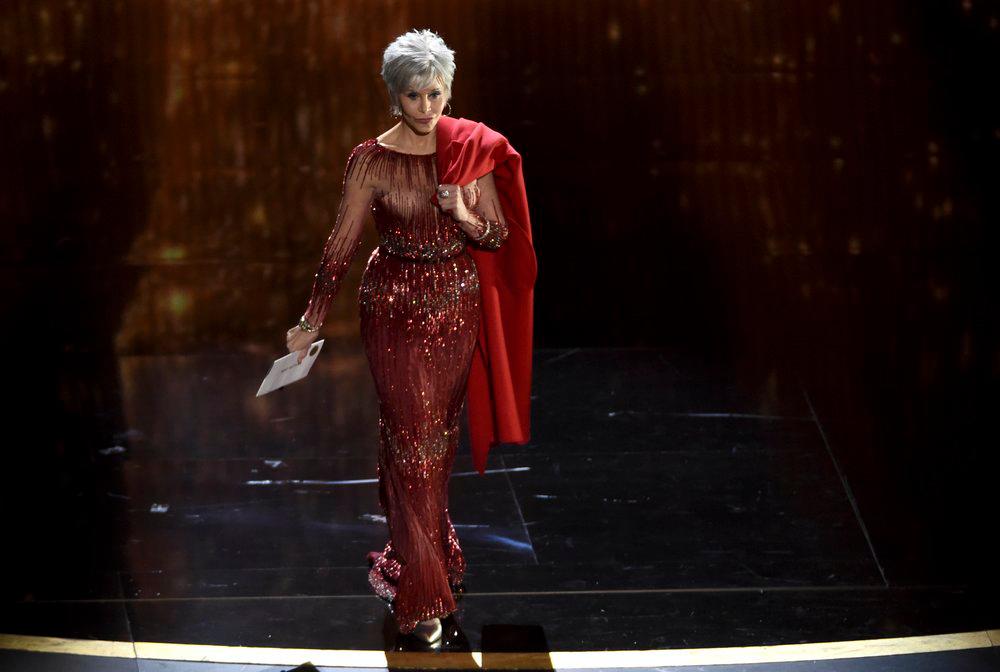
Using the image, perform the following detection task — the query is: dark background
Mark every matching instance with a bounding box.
[1,0,996,594]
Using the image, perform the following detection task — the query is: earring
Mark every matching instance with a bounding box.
[444,102,452,116]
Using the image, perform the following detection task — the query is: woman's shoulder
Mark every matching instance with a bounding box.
[349,137,380,157]
[341,138,381,172]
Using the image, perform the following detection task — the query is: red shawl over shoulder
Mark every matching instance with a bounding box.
[429,115,538,475]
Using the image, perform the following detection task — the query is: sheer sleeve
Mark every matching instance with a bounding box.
[301,144,376,328]
[463,170,509,250]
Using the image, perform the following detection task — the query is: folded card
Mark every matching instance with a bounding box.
[256,339,325,397]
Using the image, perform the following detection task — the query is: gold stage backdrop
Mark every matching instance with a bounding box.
[2,1,997,582]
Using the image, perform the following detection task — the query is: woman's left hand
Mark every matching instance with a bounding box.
[436,183,471,224]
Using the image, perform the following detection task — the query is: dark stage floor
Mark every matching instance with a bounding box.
[1,347,996,669]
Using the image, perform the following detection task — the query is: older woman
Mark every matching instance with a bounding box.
[285,29,536,644]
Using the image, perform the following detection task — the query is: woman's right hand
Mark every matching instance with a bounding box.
[286,323,319,363]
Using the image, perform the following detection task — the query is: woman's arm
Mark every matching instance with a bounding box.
[462,171,509,250]
[300,145,376,328]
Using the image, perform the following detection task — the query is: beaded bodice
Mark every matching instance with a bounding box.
[301,137,508,327]
[369,141,471,261]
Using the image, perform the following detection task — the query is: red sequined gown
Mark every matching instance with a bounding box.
[301,137,509,633]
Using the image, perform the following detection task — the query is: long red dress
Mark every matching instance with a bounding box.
[300,137,509,633]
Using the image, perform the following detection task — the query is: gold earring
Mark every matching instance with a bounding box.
[444,102,452,116]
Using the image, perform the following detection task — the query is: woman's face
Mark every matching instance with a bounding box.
[397,78,448,133]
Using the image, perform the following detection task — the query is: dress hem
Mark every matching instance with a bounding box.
[367,549,467,634]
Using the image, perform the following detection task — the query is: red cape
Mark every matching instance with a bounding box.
[429,116,538,475]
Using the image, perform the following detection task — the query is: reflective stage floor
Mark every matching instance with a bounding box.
[1,347,996,670]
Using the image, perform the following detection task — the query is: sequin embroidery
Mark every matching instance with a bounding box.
[302,137,508,633]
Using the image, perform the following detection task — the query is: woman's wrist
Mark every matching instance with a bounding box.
[461,210,490,241]
[298,314,321,332]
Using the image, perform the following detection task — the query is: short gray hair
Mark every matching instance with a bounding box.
[381,29,456,117]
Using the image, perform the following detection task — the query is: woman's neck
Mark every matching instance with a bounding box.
[379,121,436,153]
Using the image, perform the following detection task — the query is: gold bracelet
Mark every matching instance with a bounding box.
[299,315,320,332]
[469,214,491,241]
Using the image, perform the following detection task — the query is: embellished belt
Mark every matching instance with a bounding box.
[378,241,467,263]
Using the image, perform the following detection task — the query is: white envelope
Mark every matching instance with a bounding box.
[256,339,325,397]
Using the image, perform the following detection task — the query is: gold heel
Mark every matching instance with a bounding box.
[412,617,442,643]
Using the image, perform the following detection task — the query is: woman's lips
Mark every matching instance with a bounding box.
[417,117,433,123]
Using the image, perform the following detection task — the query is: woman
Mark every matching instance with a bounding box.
[285,29,537,643]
